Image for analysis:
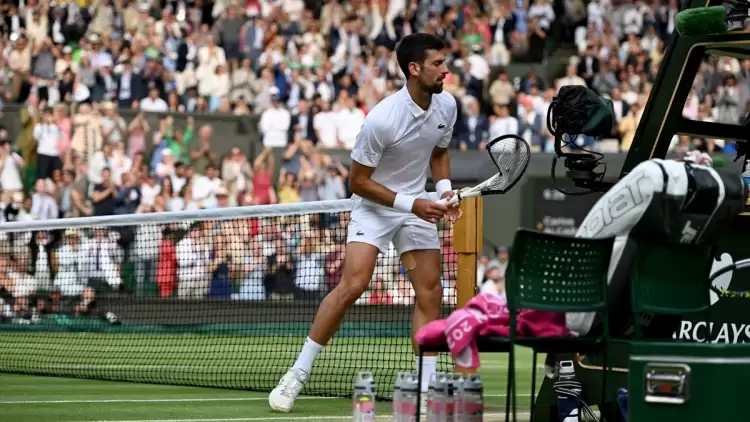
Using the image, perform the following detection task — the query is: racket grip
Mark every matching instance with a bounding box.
[437,190,481,205]
[437,195,460,206]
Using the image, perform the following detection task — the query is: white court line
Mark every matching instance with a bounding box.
[0,394,531,405]
[65,413,531,422]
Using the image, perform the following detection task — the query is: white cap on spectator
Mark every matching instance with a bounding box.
[138,3,150,11]
[269,87,280,97]
[62,46,73,54]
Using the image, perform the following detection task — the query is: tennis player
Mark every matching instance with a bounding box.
[269,33,459,412]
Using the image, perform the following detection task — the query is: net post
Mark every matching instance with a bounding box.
[453,196,483,375]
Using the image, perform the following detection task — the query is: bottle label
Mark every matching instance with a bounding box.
[463,402,484,421]
[428,400,445,418]
[400,401,417,422]
[354,400,376,422]
[445,400,455,420]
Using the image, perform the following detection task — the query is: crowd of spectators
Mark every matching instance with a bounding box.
[0,0,744,321]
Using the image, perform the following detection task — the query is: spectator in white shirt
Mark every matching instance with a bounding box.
[294,235,325,299]
[621,2,644,35]
[335,97,365,150]
[54,229,88,297]
[171,163,187,195]
[156,149,176,179]
[191,165,222,208]
[466,45,491,82]
[140,174,161,206]
[140,87,169,113]
[556,65,587,91]
[479,263,506,298]
[132,210,163,297]
[176,223,210,298]
[84,227,123,292]
[31,178,58,220]
[33,108,62,181]
[489,104,519,140]
[0,140,25,204]
[528,0,556,31]
[259,87,292,148]
[313,101,339,148]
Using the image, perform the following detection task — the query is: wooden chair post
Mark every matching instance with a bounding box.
[453,196,483,375]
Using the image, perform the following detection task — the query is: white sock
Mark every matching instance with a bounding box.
[415,356,437,393]
[292,337,324,374]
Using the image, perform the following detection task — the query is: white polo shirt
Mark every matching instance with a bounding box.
[259,106,292,148]
[336,107,365,150]
[350,86,457,207]
[314,111,338,148]
[33,123,61,157]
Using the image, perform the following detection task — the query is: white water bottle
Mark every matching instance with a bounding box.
[426,372,447,421]
[353,371,376,422]
[445,373,460,422]
[393,372,407,421]
[449,373,465,422]
[458,374,484,422]
[398,372,419,422]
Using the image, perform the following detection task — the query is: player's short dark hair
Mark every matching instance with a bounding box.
[396,33,449,80]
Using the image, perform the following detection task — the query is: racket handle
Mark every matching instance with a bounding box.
[436,190,480,206]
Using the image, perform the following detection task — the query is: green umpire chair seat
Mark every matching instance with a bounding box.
[417,229,615,422]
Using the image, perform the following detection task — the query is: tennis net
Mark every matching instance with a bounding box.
[0,200,458,398]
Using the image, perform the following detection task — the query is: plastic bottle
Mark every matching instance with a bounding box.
[398,372,419,422]
[393,372,407,421]
[458,374,484,422]
[444,373,460,422]
[353,371,376,422]
[426,372,447,422]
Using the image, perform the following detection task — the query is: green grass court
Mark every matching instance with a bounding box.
[0,333,541,421]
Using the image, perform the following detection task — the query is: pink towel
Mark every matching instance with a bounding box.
[416,293,571,369]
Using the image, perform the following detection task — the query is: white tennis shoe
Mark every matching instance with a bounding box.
[269,368,309,412]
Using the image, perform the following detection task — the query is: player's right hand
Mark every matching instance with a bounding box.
[412,199,448,224]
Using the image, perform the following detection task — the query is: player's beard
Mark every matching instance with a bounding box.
[422,79,443,94]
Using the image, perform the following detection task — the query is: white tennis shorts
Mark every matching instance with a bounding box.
[346,202,440,255]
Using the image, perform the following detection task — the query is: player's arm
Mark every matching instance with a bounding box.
[430,147,452,199]
[431,98,459,201]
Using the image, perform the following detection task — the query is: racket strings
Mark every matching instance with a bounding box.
[487,138,530,191]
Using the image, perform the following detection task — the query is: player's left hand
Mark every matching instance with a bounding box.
[441,191,462,222]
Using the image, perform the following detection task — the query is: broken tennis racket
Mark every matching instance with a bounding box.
[438,134,531,206]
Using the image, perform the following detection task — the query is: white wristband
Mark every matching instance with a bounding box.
[393,193,416,213]
[436,179,453,199]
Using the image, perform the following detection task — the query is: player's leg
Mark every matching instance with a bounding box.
[393,219,443,392]
[299,241,381,365]
[405,248,443,389]
[269,208,397,412]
